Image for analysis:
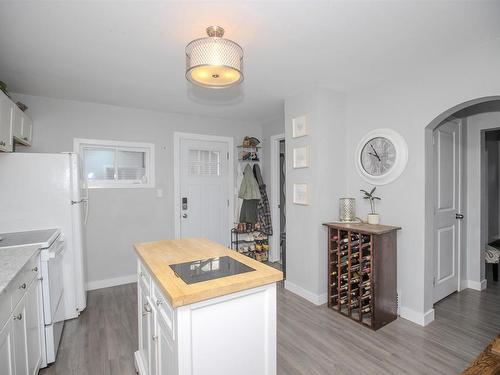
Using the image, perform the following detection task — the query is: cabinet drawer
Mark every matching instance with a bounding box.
[138,261,151,293]
[10,254,38,310]
[152,282,174,339]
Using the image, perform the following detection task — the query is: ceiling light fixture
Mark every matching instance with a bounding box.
[185,26,243,89]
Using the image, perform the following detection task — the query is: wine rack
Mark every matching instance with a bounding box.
[323,222,400,330]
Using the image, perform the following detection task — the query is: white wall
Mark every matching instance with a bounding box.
[280,37,500,325]
[261,114,285,186]
[13,94,262,289]
[343,38,500,325]
[284,87,347,303]
[260,114,285,262]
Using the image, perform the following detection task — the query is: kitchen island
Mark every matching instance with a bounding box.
[134,238,283,375]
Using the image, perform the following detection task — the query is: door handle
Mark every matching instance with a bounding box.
[456,214,464,219]
[182,214,188,218]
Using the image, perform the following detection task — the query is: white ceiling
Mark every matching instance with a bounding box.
[1,1,499,122]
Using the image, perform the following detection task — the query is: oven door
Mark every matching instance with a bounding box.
[41,239,65,325]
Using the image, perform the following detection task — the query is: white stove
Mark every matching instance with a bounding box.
[0,229,60,249]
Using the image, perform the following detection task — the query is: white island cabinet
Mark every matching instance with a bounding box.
[134,238,283,375]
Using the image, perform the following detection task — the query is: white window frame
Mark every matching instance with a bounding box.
[74,138,155,189]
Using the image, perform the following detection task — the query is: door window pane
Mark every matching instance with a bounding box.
[189,150,220,176]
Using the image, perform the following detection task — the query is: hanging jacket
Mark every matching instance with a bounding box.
[253,164,273,235]
[238,164,261,200]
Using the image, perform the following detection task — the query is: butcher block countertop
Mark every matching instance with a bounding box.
[134,238,283,308]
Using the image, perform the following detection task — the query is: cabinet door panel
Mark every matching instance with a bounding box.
[25,281,42,375]
[20,115,32,145]
[12,299,28,375]
[0,320,15,375]
[0,95,13,152]
[149,301,157,375]
[11,107,22,140]
[138,282,151,375]
[157,312,176,375]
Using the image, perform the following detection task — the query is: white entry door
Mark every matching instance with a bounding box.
[433,118,462,303]
[179,136,230,246]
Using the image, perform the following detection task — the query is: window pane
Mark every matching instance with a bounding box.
[189,150,220,176]
[83,148,115,180]
[116,150,146,181]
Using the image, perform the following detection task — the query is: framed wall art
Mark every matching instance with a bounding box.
[293,183,309,205]
[292,115,308,138]
[293,146,309,168]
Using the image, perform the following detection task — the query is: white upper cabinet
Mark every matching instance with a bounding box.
[0,94,13,152]
[0,91,33,151]
[12,105,32,147]
[20,116,33,146]
[11,107,23,141]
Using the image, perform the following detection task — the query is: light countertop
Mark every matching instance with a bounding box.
[134,238,283,308]
[0,245,39,297]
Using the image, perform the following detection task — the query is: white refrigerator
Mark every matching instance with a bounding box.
[0,152,87,319]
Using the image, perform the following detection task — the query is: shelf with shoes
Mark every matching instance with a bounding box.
[231,226,269,262]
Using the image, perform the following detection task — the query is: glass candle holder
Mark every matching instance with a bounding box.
[339,198,356,222]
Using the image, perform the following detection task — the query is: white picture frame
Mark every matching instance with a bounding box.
[293,183,309,205]
[293,146,309,168]
[292,115,308,138]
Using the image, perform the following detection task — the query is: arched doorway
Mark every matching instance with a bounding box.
[425,96,500,308]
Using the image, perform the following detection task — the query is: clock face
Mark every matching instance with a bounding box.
[360,137,396,176]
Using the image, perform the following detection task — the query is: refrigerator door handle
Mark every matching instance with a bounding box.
[84,197,89,225]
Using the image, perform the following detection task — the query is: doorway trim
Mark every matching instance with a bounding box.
[173,132,234,242]
[424,96,500,312]
[270,133,285,262]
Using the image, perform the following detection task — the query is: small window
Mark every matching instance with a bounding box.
[74,138,155,188]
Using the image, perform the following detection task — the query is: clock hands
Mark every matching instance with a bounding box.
[369,144,381,162]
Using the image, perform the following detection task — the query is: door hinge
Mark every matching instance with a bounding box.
[227,199,230,207]
[433,277,436,287]
[227,152,229,159]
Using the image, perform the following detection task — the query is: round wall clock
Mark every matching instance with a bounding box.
[355,128,408,185]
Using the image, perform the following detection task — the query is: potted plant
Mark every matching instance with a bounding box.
[360,187,381,224]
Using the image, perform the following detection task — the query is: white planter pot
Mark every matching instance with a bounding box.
[367,214,380,225]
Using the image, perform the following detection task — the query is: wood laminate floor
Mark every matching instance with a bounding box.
[40,274,499,375]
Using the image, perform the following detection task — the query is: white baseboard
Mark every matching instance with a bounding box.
[284,280,327,305]
[86,274,137,291]
[465,279,487,291]
[399,306,435,326]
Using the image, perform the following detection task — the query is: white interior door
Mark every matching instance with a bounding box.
[179,137,230,246]
[433,118,462,303]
